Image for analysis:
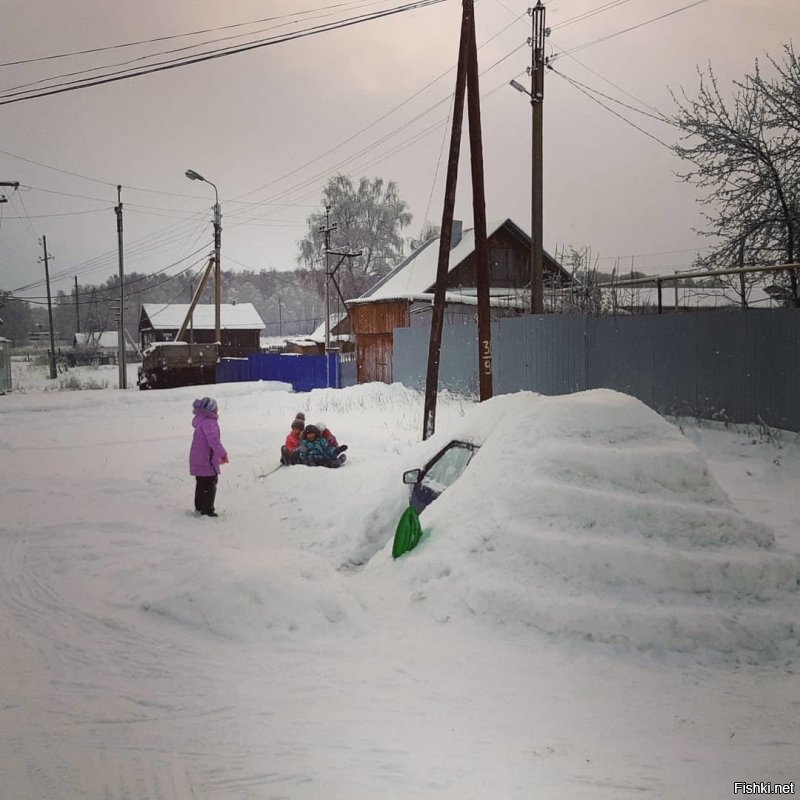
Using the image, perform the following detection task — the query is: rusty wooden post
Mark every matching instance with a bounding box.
[466,2,492,401]
[422,0,471,440]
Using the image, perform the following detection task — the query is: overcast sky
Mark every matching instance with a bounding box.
[0,0,795,302]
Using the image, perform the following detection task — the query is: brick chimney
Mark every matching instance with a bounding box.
[450,219,463,250]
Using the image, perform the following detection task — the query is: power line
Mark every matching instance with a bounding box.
[0,0,392,67]
[1,0,396,96]
[0,0,447,106]
[561,0,711,57]
[551,66,674,150]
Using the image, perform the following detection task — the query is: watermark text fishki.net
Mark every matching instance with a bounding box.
[734,783,795,795]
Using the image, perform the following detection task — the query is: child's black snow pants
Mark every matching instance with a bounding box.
[194,475,218,513]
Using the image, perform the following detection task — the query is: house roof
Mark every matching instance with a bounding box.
[352,218,563,304]
[141,303,264,330]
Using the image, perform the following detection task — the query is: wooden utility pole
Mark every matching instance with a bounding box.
[466,1,492,401]
[530,0,546,314]
[422,0,472,440]
[40,235,57,379]
[114,185,127,389]
[74,275,80,333]
[422,0,494,438]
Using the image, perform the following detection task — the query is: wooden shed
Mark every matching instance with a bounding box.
[347,300,409,384]
[139,303,264,358]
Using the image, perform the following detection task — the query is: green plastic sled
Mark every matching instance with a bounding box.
[392,505,423,559]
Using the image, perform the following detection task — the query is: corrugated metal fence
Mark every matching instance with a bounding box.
[0,339,11,393]
[393,309,800,431]
[217,353,340,392]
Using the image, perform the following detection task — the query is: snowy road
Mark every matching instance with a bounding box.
[1,372,798,799]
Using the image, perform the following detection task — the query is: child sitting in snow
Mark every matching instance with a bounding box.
[297,424,346,468]
[280,412,306,466]
[313,421,345,450]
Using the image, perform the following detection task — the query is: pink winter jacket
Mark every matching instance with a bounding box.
[189,409,228,476]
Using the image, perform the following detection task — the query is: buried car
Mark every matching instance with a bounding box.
[402,440,480,513]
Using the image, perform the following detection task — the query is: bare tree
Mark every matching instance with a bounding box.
[297,175,412,299]
[669,44,800,306]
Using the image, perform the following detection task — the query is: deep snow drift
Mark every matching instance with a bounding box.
[367,390,800,657]
[1,362,798,799]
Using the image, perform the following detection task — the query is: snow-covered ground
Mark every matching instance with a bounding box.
[1,360,799,799]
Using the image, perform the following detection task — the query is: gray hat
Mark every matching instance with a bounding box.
[193,396,218,413]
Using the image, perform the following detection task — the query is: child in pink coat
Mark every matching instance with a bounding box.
[189,396,228,516]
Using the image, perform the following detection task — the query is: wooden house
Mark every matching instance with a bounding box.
[346,218,570,384]
[139,303,264,358]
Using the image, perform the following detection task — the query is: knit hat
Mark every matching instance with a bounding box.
[304,424,319,437]
[294,412,306,422]
[314,421,326,432]
[193,396,218,413]
[291,418,305,431]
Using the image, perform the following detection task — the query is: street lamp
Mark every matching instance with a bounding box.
[185,169,222,344]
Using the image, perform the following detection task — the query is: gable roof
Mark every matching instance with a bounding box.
[354,218,563,304]
[141,303,264,331]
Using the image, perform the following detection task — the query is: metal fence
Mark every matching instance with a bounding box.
[393,309,800,432]
[218,353,340,392]
[0,339,11,393]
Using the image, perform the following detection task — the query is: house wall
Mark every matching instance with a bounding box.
[392,309,800,432]
[349,301,409,384]
[447,227,530,289]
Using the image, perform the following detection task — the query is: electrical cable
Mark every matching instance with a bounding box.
[0,0,393,67]
[0,0,447,106]
[1,0,397,95]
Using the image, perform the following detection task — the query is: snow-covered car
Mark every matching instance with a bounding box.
[402,440,480,513]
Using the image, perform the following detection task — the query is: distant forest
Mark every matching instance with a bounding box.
[2,266,365,347]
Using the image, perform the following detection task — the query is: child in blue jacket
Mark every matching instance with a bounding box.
[297,424,346,468]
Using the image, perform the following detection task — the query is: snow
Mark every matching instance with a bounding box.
[2,361,799,799]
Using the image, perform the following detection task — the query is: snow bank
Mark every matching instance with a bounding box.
[367,390,800,659]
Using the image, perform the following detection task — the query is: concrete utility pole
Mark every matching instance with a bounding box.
[529,0,546,314]
[114,185,127,389]
[184,170,221,344]
[319,205,338,384]
[39,235,57,379]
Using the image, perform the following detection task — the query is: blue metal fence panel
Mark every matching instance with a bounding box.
[216,358,250,384]
[244,353,339,392]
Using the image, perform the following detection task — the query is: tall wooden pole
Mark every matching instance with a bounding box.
[422,0,472,440]
[115,185,127,389]
[41,235,57,379]
[465,4,492,401]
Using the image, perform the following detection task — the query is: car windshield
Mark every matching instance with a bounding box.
[420,442,476,494]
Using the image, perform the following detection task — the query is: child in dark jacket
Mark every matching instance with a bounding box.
[189,396,229,516]
[297,424,346,468]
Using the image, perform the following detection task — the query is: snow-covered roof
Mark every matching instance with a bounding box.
[141,303,264,330]
[307,313,347,343]
[348,288,530,309]
[356,219,532,303]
